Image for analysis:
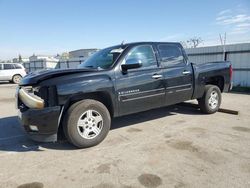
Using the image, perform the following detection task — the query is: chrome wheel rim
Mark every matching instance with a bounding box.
[77,109,103,139]
[208,90,218,109]
[14,75,21,84]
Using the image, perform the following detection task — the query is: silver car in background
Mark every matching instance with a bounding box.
[0,63,27,84]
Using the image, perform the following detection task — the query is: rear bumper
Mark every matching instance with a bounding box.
[18,106,61,142]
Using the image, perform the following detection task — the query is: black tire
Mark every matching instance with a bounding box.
[63,99,111,148]
[198,85,221,114]
[12,74,22,84]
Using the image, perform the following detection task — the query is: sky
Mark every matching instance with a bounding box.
[0,0,250,60]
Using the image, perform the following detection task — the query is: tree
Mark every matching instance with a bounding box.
[180,41,188,49]
[187,37,203,48]
[18,54,22,62]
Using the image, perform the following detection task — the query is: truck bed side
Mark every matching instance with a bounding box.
[192,61,231,99]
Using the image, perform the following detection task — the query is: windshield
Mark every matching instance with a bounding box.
[79,45,125,69]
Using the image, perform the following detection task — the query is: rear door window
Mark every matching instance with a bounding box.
[157,44,185,67]
[3,64,15,70]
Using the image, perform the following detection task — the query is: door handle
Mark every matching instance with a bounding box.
[152,74,163,79]
[182,70,191,75]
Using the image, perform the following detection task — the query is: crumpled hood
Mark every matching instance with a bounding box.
[20,68,96,86]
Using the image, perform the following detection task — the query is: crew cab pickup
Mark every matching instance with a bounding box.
[16,42,232,148]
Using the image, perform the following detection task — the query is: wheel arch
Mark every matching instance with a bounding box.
[57,91,114,136]
[204,75,224,92]
[12,73,22,79]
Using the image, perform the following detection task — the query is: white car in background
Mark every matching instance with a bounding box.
[0,63,27,84]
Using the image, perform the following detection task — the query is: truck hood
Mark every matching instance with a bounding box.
[20,68,97,86]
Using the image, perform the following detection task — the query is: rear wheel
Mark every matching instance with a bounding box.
[12,74,22,84]
[198,85,221,114]
[63,99,111,148]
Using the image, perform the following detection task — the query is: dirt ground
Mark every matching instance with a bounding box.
[0,83,249,188]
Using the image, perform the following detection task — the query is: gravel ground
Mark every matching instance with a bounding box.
[0,83,249,188]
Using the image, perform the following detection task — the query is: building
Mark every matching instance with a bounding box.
[13,48,98,72]
[56,48,98,69]
[69,48,98,60]
[23,54,59,72]
[12,57,29,63]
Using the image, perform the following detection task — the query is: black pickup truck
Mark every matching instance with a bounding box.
[16,42,232,148]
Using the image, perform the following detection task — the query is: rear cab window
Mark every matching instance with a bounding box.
[157,44,185,67]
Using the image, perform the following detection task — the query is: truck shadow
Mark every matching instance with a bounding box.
[0,104,203,152]
[111,104,202,130]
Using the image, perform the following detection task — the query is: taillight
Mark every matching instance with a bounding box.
[229,65,233,80]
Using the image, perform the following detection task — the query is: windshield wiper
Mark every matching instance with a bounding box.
[84,65,97,69]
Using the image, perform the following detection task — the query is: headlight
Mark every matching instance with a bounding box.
[18,86,44,109]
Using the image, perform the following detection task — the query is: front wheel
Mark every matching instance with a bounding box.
[198,85,221,114]
[63,99,111,148]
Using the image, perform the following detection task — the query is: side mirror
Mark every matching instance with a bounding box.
[121,59,142,71]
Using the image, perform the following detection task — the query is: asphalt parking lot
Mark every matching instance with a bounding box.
[0,83,250,188]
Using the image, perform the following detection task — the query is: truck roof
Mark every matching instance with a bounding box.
[118,41,183,49]
[125,41,181,45]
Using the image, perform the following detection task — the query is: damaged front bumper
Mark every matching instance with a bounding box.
[18,87,45,109]
[16,87,61,142]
